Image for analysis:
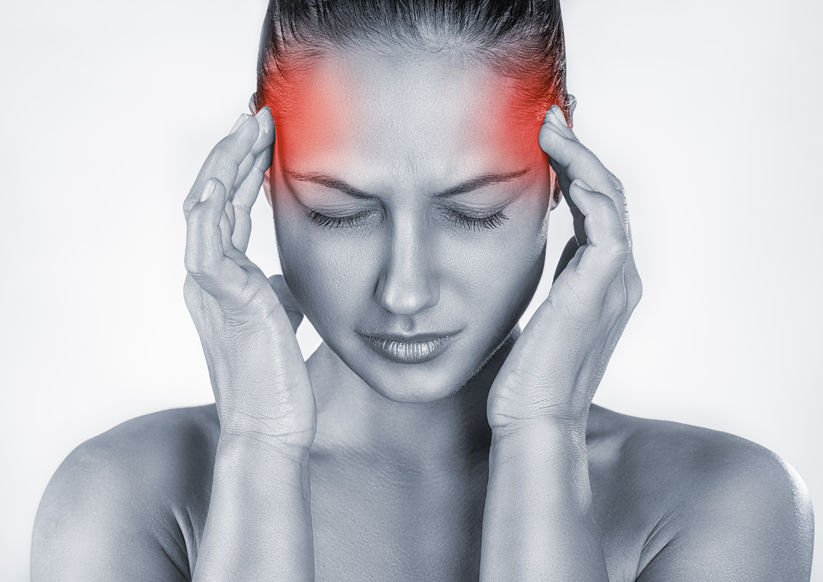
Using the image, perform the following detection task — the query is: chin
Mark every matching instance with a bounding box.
[366,372,468,404]
[335,333,483,404]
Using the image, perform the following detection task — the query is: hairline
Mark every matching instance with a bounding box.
[260,39,560,124]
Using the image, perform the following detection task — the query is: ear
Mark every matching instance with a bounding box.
[263,168,273,207]
[547,169,561,212]
[248,92,258,115]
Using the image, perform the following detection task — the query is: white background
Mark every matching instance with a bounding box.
[1,0,820,579]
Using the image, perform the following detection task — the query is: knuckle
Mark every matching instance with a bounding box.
[601,233,630,258]
[235,280,274,317]
[183,274,204,306]
[183,254,205,276]
[182,196,197,215]
[184,247,216,277]
[607,240,631,258]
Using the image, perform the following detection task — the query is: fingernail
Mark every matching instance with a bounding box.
[255,105,270,120]
[230,113,251,134]
[200,178,216,202]
[543,111,564,134]
[551,105,567,127]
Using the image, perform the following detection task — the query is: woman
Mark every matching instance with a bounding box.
[31,1,814,580]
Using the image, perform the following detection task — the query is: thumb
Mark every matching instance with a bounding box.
[268,274,304,333]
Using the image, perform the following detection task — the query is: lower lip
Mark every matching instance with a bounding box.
[360,333,458,364]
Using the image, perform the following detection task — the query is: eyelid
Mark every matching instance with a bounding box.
[438,200,510,216]
[439,207,509,230]
[303,198,513,231]
[306,206,377,218]
[304,208,376,230]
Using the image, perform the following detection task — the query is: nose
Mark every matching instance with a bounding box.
[374,222,440,316]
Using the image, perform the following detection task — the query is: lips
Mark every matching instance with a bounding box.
[357,330,460,364]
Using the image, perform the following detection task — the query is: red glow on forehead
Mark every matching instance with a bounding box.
[259,51,561,195]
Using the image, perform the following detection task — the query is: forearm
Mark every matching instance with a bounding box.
[192,434,314,582]
[479,422,608,581]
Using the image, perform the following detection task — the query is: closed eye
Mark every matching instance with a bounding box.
[305,209,374,229]
[304,208,509,231]
[440,208,509,230]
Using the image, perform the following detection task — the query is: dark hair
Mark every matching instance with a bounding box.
[255,0,568,116]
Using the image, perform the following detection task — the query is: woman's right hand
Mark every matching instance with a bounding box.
[182,107,316,456]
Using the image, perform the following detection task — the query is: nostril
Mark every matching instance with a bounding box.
[376,231,439,315]
[375,271,439,316]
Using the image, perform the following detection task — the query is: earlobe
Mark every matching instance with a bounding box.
[548,186,561,212]
[248,92,258,115]
[547,170,561,212]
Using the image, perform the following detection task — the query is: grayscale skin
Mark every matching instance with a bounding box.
[31,50,813,581]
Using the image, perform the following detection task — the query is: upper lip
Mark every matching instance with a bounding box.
[358,330,459,342]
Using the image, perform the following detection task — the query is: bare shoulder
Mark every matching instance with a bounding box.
[31,405,220,582]
[591,405,815,581]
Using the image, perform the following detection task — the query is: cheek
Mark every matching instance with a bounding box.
[446,231,545,311]
[274,220,374,327]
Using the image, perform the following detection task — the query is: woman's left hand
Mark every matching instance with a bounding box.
[486,104,642,435]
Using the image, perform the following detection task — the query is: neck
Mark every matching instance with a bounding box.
[308,328,521,472]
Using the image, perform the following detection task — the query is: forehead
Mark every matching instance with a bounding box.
[274,49,544,187]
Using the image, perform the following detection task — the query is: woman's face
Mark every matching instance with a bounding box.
[265,48,556,403]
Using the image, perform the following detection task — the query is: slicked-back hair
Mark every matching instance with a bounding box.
[254,0,569,126]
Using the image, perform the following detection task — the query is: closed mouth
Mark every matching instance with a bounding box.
[358,331,459,364]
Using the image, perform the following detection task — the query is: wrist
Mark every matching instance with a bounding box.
[217,431,312,467]
[491,416,587,445]
[489,418,588,469]
[488,419,595,515]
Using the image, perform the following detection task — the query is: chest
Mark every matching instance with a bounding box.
[304,457,645,582]
[308,458,486,581]
[183,452,652,581]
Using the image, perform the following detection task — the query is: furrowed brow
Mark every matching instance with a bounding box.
[284,169,530,199]
[434,169,529,198]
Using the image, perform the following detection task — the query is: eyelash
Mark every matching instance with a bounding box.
[305,209,509,231]
[441,210,509,230]
[305,210,370,229]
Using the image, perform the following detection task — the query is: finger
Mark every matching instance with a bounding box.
[566,93,577,119]
[220,206,234,253]
[232,147,272,253]
[601,261,642,322]
[231,107,275,199]
[183,114,259,219]
[565,179,630,301]
[553,236,580,283]
[269,274,303,333]
[538,106,628,236]
[566,187,587,248]
[184,178,250,303]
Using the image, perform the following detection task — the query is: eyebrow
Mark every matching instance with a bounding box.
[284,168,530,199]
